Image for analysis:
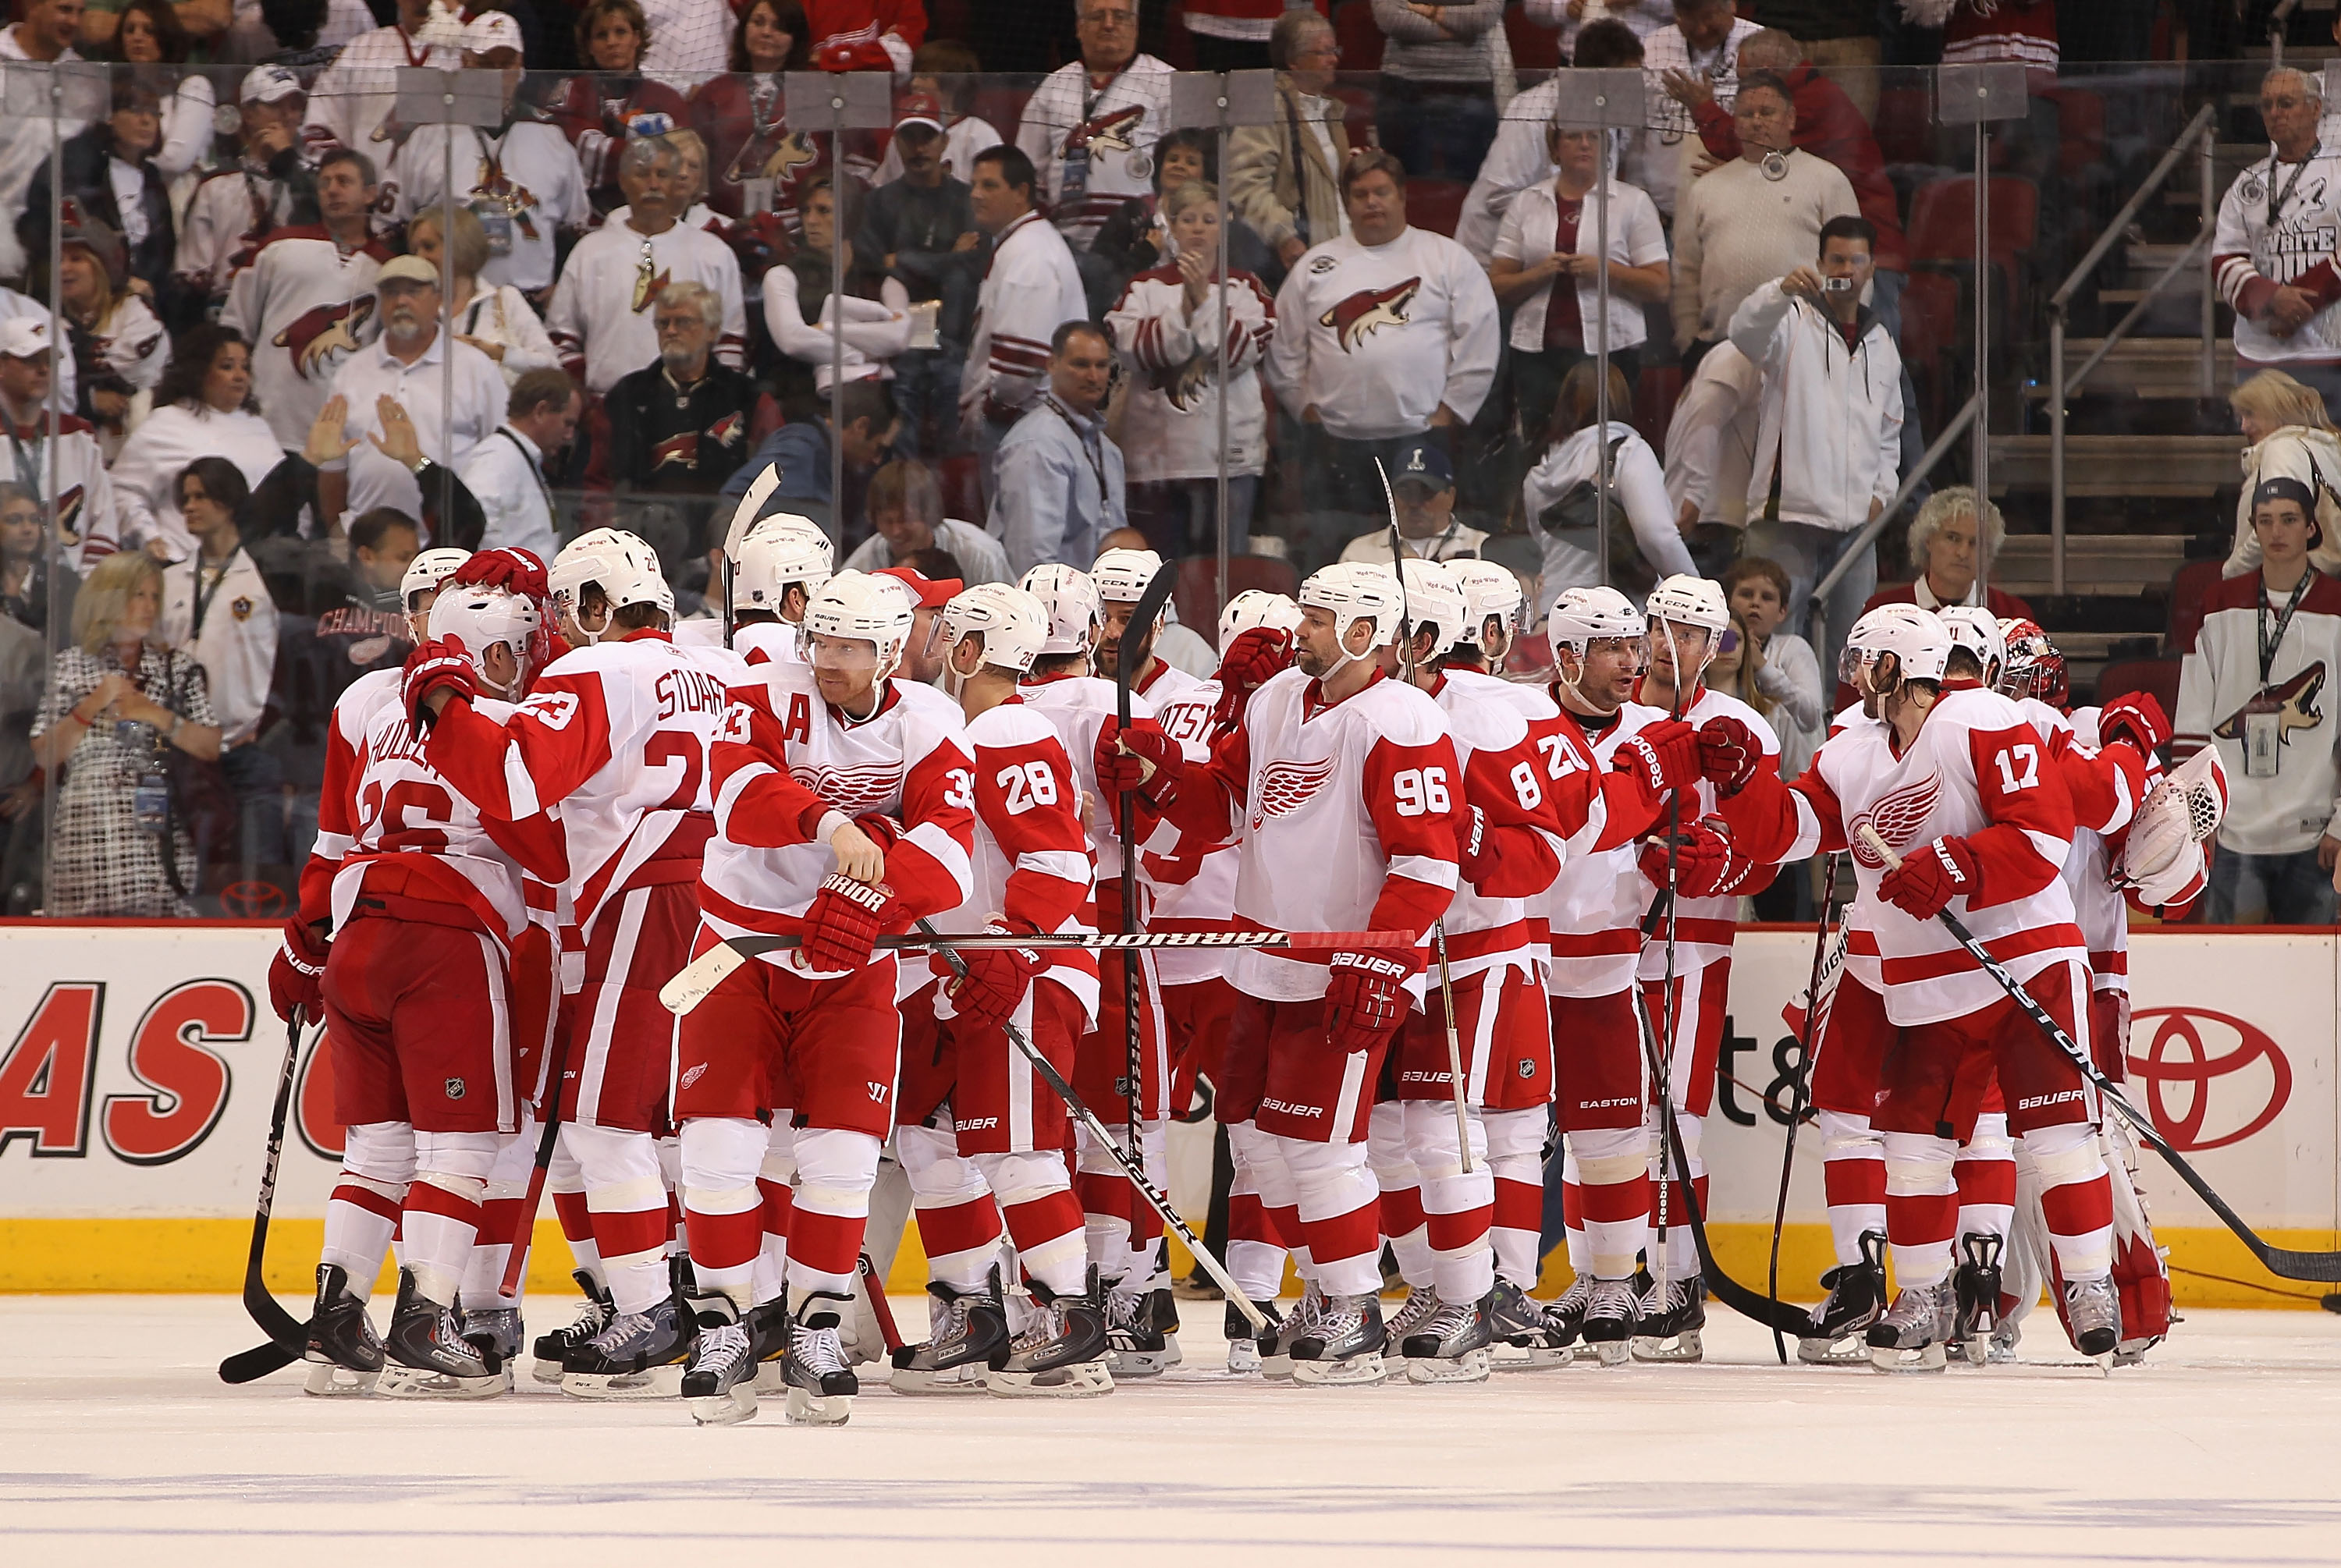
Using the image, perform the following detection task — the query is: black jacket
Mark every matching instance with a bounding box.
[21,124,176,293]
[606,358,762,498]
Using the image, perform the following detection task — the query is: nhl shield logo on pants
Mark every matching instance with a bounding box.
[445,1077,467,1101]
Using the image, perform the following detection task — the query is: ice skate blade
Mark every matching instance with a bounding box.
[1987,1341,2020,1366]
[528,1357,566,1386]
[1592,1338,1632,1368]
[887,1363,993,1396]
[1289,1352,1387,1387]
[783,1385,853,1425]
[375,1362,509,1399]
[1225,1343,1262,1375]
[301,1360,378,1396]
[1953,1336,1991,1368]
[562,1365,684,1399]
[1796,1336,1873,1367]
[1259,1352,1294,1380]
[1490,1342,1572,1371]
[1107,1347,1173,1379]
[986,1360,1115,1399]
[1630,1331,1703,1364]
[687,1385,758,1426]
[1405,1347,1492,1385]
[1868,1343,1949,1373]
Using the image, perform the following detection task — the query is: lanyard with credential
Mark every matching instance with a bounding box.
[2258,573,2311,683]
[1,411,40,509]
[499,427,554,518]
[188,558,236,640]
[1050,398,1108,509]
[2268,145,2319,229]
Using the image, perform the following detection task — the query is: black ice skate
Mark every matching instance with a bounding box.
[460,1304,523,1371]
[1288,1291,1388,1386]
[1261,1282,1323,1379]
[561,1290,695,1399]
[1631,1270,1707,1364]
[746,1297,793,1392]
[378,1268,506,1399]
[1400,1290,1495,1384]
[989,1267,1114,1399]
[1950,1233,2005,1368]
[1487,1278,1573,1370]
[2063,1275,2123,1369]
[1799,1231,1888,1367]
[1103,1280,1174,1378]
[681,1293,758,1426]
[303,1262,382,1396]
[890,1267,1009,1395]
[1381,1283,1438,1352]
[1146,1285,1185,1371]
[1577,1276,1639,1366]
[531,1268,612,1385]
[1224,1297,1281,1375]
[783,1290,860,1424]
[1867,1277,1956,1373]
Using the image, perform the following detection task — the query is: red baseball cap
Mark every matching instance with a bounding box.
[876,566,961,608]
[893,92,946,134]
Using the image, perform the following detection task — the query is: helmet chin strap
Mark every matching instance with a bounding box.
[1318,614,1376,680]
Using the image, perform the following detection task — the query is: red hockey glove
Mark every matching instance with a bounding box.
[947,921,1046,1028]
[450,548,549,601]
[2098,691,2170,757]
[1696,715,1763,797]
[1209,626,1295,732]
[802,873,900,970]
[1323,944,1424,1054]
[268,917,329,1023]
[1877,835,1981,920]
[1637,816,1735,898]
[1456,804,1496,885]
[1611,718,1701,796]
[403,636,477,733]
[1096,717,1185,798]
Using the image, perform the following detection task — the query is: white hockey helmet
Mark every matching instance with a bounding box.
[426,584,542,695]
[1843,602,1951,687]
[1447,559,1524,647]
[400,546,471,612]
[1217,589,1302,657]
[1937,605,2006,680]
[1020,562,1103,657]
[2115,747,2229,906]
[942,582,1050,676]
[550,528,673,640]
[1299,562,1406,664]
[733,520,833,621]
[1547,584,1647,657]
[1397,557,1472,658]
[1090,545,1163,605]
[804,569,918,678]
[1644,573,1731,634]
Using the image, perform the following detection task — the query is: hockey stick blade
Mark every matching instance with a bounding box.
[1771,853,1839,1364]
[234,1010,314,1361]
[220,1339,302,1384]
[1856,825,2341,1284]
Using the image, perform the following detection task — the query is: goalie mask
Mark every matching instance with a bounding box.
[426,585,542,697]
[1997,618,2069,709]
[2115,748,2229,908]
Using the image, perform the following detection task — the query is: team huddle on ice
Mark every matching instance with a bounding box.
[263,471,2231,1424]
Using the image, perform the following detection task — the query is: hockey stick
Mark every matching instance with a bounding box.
[1854,825,2341,1282]
[660,928,1418,1016]
[916,918,1270,1333]
[499,1002,576,1298]
[223,1006,314,1378]
[858,1251,906,1357]
[1768,852,1840,1364]
[1111,559,1179,1151]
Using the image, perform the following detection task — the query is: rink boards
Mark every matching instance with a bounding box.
[0,922,2334,1307]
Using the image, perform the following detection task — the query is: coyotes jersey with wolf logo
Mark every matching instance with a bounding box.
[389,120,591,295]
[545,215,748,394]
[2176,568,2341,856]
[1013,55,1174,251]
[221,226,392,451]
[1104,264,1275,484]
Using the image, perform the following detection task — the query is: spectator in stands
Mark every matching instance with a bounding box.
[1678,30,1908,335]
[112,325,283,566]
[1014,0,1174,256]
[1088,129,1272,317]
[405,208,563,388]
[2225,370,2341,580]
[1673,70,1860,374]
[304,0,460,162]
[1488,120,1670,444]
[174,67,318,325]
[54,224,167,463]
[1455,18,1650,264]
[858,90,979,459]
[958,144,1086,495]
[1718,554,1823,782]
[1522,0,1675,55]
[687,0,811,254]
[2176,476,2341,925]
[608,279,760,541]
[721,376,900,536]
[30,549,222,918]
[874,42,1004,186]
[459,368,579,562]
[1266,149,1500,573]
[1521,359,1692,612]
[840,457,1010,584]
[798,0,921,70]
[766,174,912,411]
[1227,9,1350,282]
[1746,2,1882,122]
[1370,0,1505,182]
[996,321,1124,576]
[1860,486,2030,622]
[158,456,282,872]
[0,317,118,574]
[875,562,960,684]
[1730,215,1902,667]
[545,0,691,218]
[0,0,90,285]
[101,0,220,190]
[1181,0,1283,72]
[0,484,67,637]
[1661,337,1761,563]
[1641,0,1762,222]
[21,77,176,300]
[1335,438,1485,565]
[2214,69,2341,415]
[1104,178,1275,562]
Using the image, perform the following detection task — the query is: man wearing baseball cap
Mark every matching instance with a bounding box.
[177,68,318,315]
[1335,438,1488,564]
[0,316,119,571]
[314,253,507,535]
[861,91,978,460]
[876,563,964,685]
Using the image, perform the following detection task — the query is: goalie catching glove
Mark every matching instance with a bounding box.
[1323,943,1424,1054]
[2115,748,2228,912]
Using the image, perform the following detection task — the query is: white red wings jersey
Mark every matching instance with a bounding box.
[1427,668,1566,978]
[700,665,975,973]
[0,413,119,573]
[930,696,1100,1019]
[1728,684,2083,1026]
[1013,56,1175,251]
[1140,669,1238,988]
[546,217,748,393]
[422,629,736,935]
[2041,701,2151,996]
[1160,665,1462,1003]
[220,226,393,451]
[960,211,1088,429]
[1018,670,1159,889]
[1534,698,1668,999]
[300,666,404,922]
[1102,266,1275,484]
[388,121,591,295]
[672,617,804,665]
[1629,684,1780,977]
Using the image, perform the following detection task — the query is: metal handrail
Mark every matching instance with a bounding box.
[1804,388,1982,658]
[2272,0,2304,64]
[2045,102,2221,596]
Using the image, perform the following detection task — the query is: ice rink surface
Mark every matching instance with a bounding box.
[9,1295,2341,1568]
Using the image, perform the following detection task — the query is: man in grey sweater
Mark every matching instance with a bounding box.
[1372,0,1507,180]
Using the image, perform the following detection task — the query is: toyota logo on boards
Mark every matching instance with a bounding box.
[2125,1008,2293,1153]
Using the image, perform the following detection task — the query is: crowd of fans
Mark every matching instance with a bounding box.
[0,0,2317,925]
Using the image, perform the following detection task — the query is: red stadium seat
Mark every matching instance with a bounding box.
[1334,0,1385,73]
[1633,363,1682,452]
[1906,175,2038,276]
[2167,557,2226,655]
[1407,179,1468,237]
[1872,85,1934,166]
[2096,655,2181,716]
[1506,3,1561,72]
[1176,553,1303,635]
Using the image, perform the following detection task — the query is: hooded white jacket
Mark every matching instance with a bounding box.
[1727,278,1905,534]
